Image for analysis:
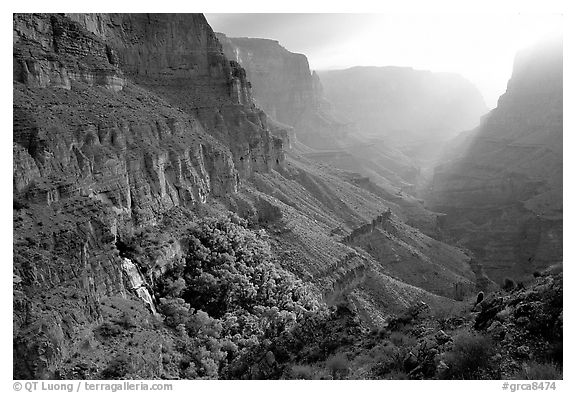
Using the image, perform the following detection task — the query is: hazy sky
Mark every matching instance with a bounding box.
[206,13,562,108]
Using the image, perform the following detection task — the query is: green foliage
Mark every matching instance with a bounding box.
[117,312,137,329]
[158,297,191,328]
[384,370,410,380]
[444,331,494,379]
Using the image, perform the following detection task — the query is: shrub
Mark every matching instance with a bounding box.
[512,361,562,380]
[503,278,516,291]
[385,370,410,380]
[153,215,324,379]
[102,354,132,379]
[96,321,123,337]
[390,331,417,347]
[158,297,191,328]
[443,331,494,379]
[117,312,137,329]
[159,216,320,337]
[290,365,315,379]
[326,353,349,379]
[370,344,406,377]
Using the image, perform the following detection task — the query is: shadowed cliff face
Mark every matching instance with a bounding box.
[216,33,351,149]
[216,33,436,197]
[12,13,500,380]
[427,39,563,282]
[64,13,285,177]
[212,34,477,308]
[13,13,283,378]
[216,34,317,125]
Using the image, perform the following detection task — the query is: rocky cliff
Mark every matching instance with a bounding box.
[13,13,485,380]
[216,33,430,195]
[213,32,479,302]
[216,33,350,149]
[13,13,283,378]
[426,39,563,281]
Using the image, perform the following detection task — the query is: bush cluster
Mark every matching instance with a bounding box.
[155,215,322,378]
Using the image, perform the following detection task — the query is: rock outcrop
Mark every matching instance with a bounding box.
[13,13,508,380]
[216,33,350,149]
[427,38,562,281]
[215,33,428,194]
[13,13,283,378]
[65,13,285,177]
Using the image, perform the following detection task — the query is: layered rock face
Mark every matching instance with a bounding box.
[13,13,282,378]
[217,34,315,124]
[13,13,491,379]
[318,67,488,163]
[216,33,427,194]
[65,13,284,177]
[212,33,477,303]
[427,39,563,281]
[216,33,349,149]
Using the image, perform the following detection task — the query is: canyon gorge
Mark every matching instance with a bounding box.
[13,13,562,380]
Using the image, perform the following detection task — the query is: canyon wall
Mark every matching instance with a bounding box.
[216,33,349,149]
[427,38,563,282]
[215,33,427,192]
[213,34,476,303]
[13,13,485,379]
[13,13,283,378]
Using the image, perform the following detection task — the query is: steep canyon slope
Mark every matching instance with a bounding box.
[426,39,563,282]
[216,33,446,233]
[13,12,281,378]
[214,32,481,290]
[13,13,477,379]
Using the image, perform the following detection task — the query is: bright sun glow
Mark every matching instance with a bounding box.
[206,13,562,108]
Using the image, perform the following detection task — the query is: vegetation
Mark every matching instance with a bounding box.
[503,277,516,291]
[85,214,562,380]
[512,361,562,380]
[326,353,349,379]
[443,331,494,379]
[154,215,323,378]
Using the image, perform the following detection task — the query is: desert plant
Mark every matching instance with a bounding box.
[96,321,123,337]
[102,354,132,379]
[153,215,325,379]
[443,331,494,379]
[290,365,315,379]
[117,312,137,329]
[390,331,417,347]
[326,353,349,379]
[511,361,562,380]
[503,277,516,291]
